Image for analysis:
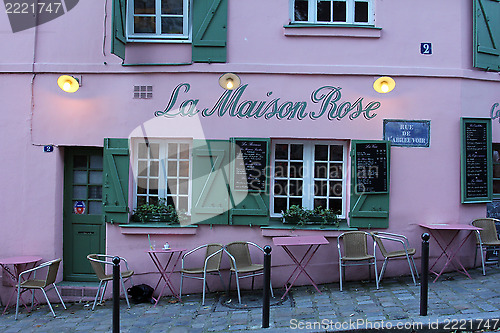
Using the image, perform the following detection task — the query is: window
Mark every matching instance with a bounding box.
[127,0,189,41]
[291,0,373,25]
[493,143,500,197]
[271,140,347,219]
[133,140,192,212]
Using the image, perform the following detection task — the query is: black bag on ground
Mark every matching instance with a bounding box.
[127,284,154,304]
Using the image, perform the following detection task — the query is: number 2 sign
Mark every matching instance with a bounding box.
[421,43,432,55]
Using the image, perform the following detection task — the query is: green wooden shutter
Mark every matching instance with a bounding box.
[349,140,390,229]
[191,140,231,224]
[103,138,130,224]
[473,0,500,71]
[111,0,127,61]
[229,138,270,226]
[192,0,227,63]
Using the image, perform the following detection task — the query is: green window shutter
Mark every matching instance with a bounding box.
[473,0,500,71]
[349,140,391,229]
[191,140,231,224]
[229,138,270,226]
[192,0,227,63]
[111,0,127,61]
[103,138,130,224]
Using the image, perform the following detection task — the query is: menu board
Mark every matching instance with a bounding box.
[355,142,389,193]
[462,120,491,201]
[234,140,267,191]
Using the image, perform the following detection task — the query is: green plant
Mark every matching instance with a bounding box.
[282,205,339,226]
[131,198,187,224]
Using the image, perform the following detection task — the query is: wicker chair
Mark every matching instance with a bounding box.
[471,218,500,275]
[337,231,378,291]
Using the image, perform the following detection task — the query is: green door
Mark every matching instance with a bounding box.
[63,147,105,281]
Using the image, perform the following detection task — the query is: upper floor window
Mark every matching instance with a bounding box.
[127,0,190,41]
[291,0,373,25]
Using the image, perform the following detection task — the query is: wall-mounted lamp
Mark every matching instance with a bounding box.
[219,73,241,90]
[373,76,396,93]
[57,75,80,93]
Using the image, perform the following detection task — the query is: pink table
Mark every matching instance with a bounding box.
[273,235,329,299]
[147,249,185,306]
[0,255,42,314]
[419,223,481,282]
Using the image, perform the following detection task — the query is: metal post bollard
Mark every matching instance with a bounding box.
[262,245,272,328]
[112,256,121,333]
[420,233,430,316]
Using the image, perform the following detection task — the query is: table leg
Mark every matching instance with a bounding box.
[1,262,39,315]
[281,245,322,299]
[149,252,182,306]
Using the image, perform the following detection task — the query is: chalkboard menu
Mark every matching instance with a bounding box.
[234,140,267,191]
[355,142,389,194]
[461,118,492,203]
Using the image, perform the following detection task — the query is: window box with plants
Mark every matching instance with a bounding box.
[281,205,339,227]
[131,199,188,224]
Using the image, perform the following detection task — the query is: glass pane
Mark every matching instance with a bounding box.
[169,179,179,194]
[494,165,500,178]
[329,199,342,213]
[134,17,156,34]
[289,180,303,196]
[355,1,368,22]
[166,196,176,207]
[89,171,102,185]
[73,186,87,199]
[135,0,155,14]
[290,144,303,160]
[315,145,328,161]
[315,180,328,196]
[137,196,147,206]
[150,161,159,177]
[161,17,183,35]
[149,196,159,205]
[150,144,159,159]
[178,197,188,211]
[274,198,287,214]
[88,201,102,215]
[315,163,328,178]
[317,1,331,22]
[330,164,343,179]
[290,162,303,178]
[275,144,288,160]
[330,145,343,161]
[149,179,158,195]
[137,178,147,195]
[162,0,183,14]
[333,1,346,22]
[168,143,178,159]
[274,180,288,195]
[275,161,288,178]
[89,186,102,199]
[180,144,190,159]
[493,144,500,162]
[494,180,500,194]
[138,143,148,159]
[179,179,189,194]
[314,198,327,209]
[179,161,189,177]
[329,181,343,197]
[90,155,103,169]
[289,197,302,207]
[294,0,308,21]
[168,161,177,177]
[73,171,87,184]
[73,155,87,168]
[138,161,148,177]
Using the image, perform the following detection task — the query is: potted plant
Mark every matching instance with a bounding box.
[282,205,339,227]
[131,198,187,224]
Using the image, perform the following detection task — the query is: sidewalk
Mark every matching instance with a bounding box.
[1,266,500,333]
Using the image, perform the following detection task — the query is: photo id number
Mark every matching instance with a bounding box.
[5,2,63,15]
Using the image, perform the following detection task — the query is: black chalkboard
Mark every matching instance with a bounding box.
[461,119,491,203]
[234,140,267,191]
[355,142,389,194]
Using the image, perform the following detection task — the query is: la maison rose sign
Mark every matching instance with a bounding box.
[154,83,382,121]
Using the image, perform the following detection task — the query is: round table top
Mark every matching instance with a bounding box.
[0,255,43,265]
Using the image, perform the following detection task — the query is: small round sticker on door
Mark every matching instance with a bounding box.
[74,201,86,214]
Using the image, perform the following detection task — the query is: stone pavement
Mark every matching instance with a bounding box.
[1,266,500,333]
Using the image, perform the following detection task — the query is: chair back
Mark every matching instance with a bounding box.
[225,242,252,270]
[472,218,500,244]
[44,259,62,287]
[372,233,388,257]
[341,231,369,258]
[204,244,224,271]
[87,254,107,281]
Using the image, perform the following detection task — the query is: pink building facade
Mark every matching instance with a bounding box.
[1,0,500,302]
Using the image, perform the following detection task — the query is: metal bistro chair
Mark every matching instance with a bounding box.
[471,218,500,275]
[15,258,66,320]
[225,241,274,304]
[179,243,225,305]
[371,232,419,285]
[87,254,134,310]
[337,231,379,291]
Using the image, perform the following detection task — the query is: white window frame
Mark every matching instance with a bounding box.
[132,138,193,213]
[290,0,374,26]
[270,139,348,219]
[127,0,191,42]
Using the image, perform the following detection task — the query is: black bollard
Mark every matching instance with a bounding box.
[262,245,272,328]
[420,233,430,316]
[112,256,121,333]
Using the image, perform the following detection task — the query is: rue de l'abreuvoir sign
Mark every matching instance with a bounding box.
[154,83,382,121]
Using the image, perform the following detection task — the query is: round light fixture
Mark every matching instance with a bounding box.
[373,76,396,94]
[57,75,80,93]
[219,73,241,90]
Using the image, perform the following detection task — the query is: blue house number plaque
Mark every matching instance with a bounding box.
[421,43,432,55]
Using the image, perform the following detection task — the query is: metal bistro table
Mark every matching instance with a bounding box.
[0,255,42,314]
[147,248,185,306]
[273,235,329,299]
[419,223,482,282]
